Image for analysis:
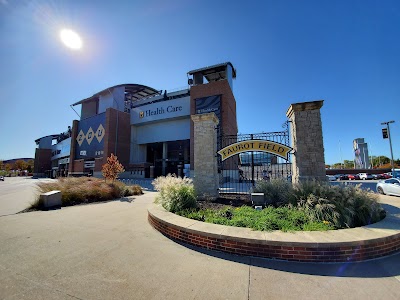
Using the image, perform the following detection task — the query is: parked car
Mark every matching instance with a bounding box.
[348,174,360,180]
[0,176,4,181]
[376,178,400,196]
[373,173,390,180]
[326,175,336,181]
[335,174,348,180]
[358,173,373,180]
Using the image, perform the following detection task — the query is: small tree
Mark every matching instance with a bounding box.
[102,154,125,183]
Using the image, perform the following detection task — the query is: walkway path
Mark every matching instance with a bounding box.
[0,192,399,299]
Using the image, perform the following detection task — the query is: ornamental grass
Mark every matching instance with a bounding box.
[152,174,196,213]
[31,177,142,209]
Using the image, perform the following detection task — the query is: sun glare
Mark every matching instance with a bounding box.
[60,29,82,50]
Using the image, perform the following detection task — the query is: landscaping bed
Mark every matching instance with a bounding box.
[153,175,386,232]
[26,177,143,211]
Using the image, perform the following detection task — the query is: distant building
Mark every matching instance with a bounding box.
[353,138,370,169]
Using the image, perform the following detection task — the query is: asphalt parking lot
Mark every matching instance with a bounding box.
[0,177,55,216]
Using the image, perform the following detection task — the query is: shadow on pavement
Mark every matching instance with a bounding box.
[172,240,400,278]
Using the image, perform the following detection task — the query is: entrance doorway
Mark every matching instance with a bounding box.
[147,139,190,177]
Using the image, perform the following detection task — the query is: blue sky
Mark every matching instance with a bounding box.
[0,0,399,165]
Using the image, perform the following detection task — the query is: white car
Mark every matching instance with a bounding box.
[376,178,400,196]
[326,175,336,181]
[358,173,373,180]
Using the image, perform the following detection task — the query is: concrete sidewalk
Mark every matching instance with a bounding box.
[0,192,399,300]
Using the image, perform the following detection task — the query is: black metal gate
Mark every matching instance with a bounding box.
[217,122,292,199]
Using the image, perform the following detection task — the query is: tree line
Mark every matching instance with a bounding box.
[0,159,35,176]
[327,156,400,169]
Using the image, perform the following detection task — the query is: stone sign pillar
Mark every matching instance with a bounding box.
[191,113,219,199]
[286,100,326,183]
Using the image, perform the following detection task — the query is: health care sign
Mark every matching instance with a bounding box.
[218,140,292,161]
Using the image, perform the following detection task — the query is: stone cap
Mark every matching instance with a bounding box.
[191,112,219,125]
[286,100,324,118]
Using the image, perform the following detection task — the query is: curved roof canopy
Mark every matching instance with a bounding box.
[34,134,60,144]
[71,84,161,106]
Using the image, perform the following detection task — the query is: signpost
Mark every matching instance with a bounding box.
[381,120,395,174]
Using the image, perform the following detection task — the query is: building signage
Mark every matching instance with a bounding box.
[195,95,221,120]
[218,140,292,161]
[84,161,95,168]
[196,95,221,136]
[51,137,71,160]
[75,113,106,159]
[58,158,70,165]
[131,97,190,125]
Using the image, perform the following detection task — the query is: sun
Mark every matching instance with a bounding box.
[59,29,82,50]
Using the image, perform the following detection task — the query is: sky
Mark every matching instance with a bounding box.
[0,0,399,165]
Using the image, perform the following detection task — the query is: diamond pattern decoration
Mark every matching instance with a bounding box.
[86,127,94,145]
[95,124,105,143]
[76,129,85,147]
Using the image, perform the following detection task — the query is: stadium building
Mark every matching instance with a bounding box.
[34,62,238,178]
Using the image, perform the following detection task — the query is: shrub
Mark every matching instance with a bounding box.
[292,181,385,228]
[152,174,196,213]
[178,180,385,231]
[253,178,294,206]
[31,177,142,209]
[177,206,333,232]
[102,154,125,183]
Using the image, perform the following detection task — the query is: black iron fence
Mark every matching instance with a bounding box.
[217,123,292,198]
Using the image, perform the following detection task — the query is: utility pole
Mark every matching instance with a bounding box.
[381,121,395,174]
[339,140,343,169]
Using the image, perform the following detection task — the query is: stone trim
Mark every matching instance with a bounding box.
[286,100,324,119]
[148,204,400,262]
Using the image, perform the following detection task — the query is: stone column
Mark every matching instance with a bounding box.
[286,100,326,183]
[191,113,219,199]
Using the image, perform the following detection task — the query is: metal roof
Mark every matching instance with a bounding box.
[71,84,161,106]
[34,134,60,144]
[187,62,236,80]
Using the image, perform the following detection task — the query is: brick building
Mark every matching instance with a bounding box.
[33,62,238,178]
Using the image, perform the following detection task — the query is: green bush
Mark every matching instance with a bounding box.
[253,178,294,206]
[290,181,385,228]
[152,174,196,213]
[31,177,142,209]
[178,180,385,231]
[177,206,333,232]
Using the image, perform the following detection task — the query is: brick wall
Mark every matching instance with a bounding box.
[190,80,238,169]
[72,159,84,173]
[33,148,52,174]
[148,212,400,262]
[68,120,79,174]
[104,108,131,168]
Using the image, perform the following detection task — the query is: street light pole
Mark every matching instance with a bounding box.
[381,120,395,173]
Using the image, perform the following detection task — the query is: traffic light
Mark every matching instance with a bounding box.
[382,128,388,139]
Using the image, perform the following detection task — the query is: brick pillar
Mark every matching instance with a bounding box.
[191,113,219,199]
[68,120,79,174]
[286,100,326,183]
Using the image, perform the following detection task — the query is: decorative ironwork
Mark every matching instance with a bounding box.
[217,125,292,199]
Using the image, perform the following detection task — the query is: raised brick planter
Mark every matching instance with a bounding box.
[148,202,400,262]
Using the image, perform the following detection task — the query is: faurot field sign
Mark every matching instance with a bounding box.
[217,140,292,161]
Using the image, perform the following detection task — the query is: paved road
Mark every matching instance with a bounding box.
[0,191,399,299]
[0,177,55,216]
